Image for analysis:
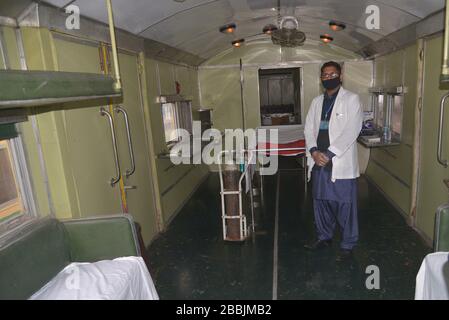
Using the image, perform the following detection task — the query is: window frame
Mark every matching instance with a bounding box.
[161,99,193,150]
[0,130,38,238]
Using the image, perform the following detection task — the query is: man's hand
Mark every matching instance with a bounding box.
[311,151,330,167]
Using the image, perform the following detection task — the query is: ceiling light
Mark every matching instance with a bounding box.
[232,39,245,48]
[271,7,277,11]
[320,34,333,43]
[263,24,278,35]
[329,21,346,31]
[219,23,236,34]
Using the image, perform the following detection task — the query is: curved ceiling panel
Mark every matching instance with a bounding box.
[203,38,361,66]
[41,0,445,60]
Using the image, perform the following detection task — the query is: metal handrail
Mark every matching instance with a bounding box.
[115,106,136,177]
[100,107,121,186]
[437,93,449,168]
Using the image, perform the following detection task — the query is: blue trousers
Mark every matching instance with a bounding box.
[313,199,358,250]
[312,166,358,250]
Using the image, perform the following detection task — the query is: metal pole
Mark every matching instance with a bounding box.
[442,0,449,82]
[240,58,245,131]
[106,0,122,91]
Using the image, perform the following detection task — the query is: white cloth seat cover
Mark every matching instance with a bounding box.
[29,256,159,300]
[415,252,449,300]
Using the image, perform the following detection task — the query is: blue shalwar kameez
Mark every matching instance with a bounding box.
[310,90,358,250]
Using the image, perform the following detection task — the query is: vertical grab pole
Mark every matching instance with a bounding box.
[437,93,449,168]
[441,0,449,83]
[115,106,136,177]
[100,108,122,186]
[240,59,245,131]
[438,0,449,167]
[106,0,122,92]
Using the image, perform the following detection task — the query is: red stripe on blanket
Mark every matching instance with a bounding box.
[257,139,306,156]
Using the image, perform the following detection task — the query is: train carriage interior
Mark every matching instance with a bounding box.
[1,0,449,300]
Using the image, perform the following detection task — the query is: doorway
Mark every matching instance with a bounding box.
[258,68,301,126]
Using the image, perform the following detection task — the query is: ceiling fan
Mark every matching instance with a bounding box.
[271,15,306,47]
[270,1,306,47]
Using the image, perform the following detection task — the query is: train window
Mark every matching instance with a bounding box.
[0,140,23,221]
[162,103,178,144]
[0,136,36,237]
[161,100,193,148]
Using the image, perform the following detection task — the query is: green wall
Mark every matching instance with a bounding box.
[416,34,449,240]
[365,43,419,217]
[20,28,75,219]
[142,58,209,225]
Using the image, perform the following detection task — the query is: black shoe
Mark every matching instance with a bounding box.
[336,249,353,262]
[304,239,332,250]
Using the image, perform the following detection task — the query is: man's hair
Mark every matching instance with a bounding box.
[321,61,342,74]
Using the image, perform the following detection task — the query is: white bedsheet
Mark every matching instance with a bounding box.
[257,124,305,144]
[415,252,449,300]
[29,256,159,300]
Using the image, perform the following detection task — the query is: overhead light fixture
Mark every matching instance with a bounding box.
[320,34,333,43]
[220,23,236,34]
[329,21,346,31]
[263,24,278,35]
[232,39,245,48]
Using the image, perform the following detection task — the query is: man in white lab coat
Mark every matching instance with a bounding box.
[304,61,363,261]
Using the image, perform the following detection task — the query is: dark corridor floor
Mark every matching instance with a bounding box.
[147,158,431,300]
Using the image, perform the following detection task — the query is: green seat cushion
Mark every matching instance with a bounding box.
[435,204,449,252]
[63,216,139,262]
[0,219,70,299]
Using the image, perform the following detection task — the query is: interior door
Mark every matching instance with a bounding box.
[416,35,449,239]
[53,37,122,216]
[114,51,159,244]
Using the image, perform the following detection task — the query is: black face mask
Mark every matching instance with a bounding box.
[322,77,341,90]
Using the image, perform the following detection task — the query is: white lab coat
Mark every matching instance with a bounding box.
[304,86,363,182]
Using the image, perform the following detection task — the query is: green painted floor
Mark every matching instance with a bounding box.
[147,158,431,300]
